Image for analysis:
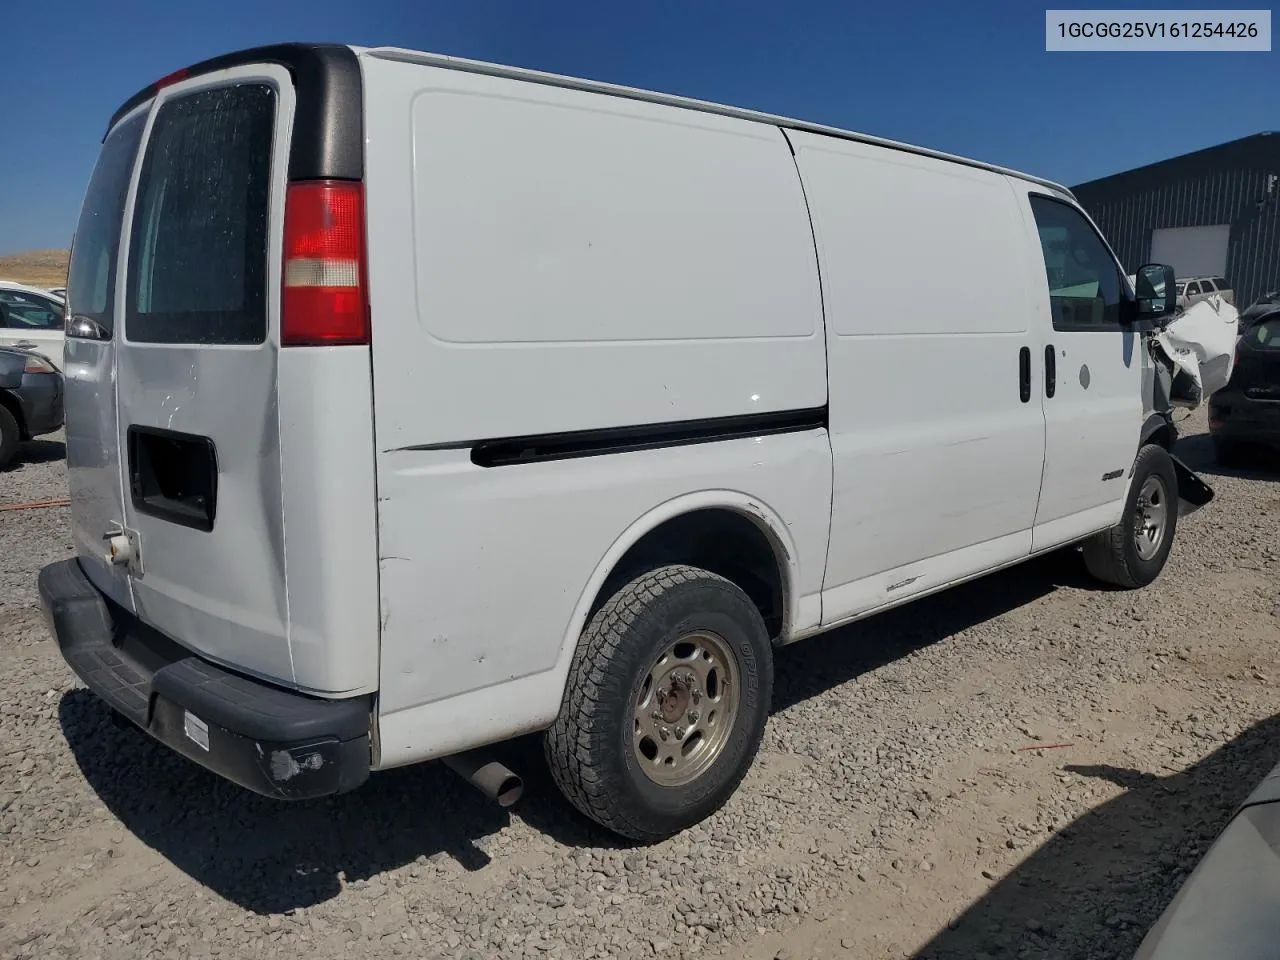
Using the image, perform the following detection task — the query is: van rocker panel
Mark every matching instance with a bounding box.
[39,558,371,800]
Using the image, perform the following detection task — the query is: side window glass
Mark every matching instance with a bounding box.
[1186,281,1201,295]
[1028,196,1122,331]
[67,111,147,337]
[0,293,63,329]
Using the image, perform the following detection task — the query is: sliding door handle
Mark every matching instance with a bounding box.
[1045,344,1057,398]
[1019,346,1031,403]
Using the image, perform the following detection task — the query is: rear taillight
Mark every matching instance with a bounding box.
[154,67,189,91]
[281,180,369,346]
[23,354,56,374]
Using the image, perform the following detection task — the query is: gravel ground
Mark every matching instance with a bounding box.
[2,411,1279,960]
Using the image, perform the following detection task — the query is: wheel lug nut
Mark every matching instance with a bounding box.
[675,726,686,740]
[692,690,702,705]
[658,726,670,741]
[687,710,699,724]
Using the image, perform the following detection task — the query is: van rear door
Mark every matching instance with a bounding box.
[64,108,149,612]
[111,72,300,684]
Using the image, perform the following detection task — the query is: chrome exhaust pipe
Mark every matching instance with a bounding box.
[442,749,524,807]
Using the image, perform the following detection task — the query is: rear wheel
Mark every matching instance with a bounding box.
[1083,444,1178,589]
[0,404,20,469]
[545,564,772,842]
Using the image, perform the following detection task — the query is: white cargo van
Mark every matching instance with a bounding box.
[40,43,1213,842]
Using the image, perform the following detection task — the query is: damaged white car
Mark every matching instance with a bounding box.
[1134,274,1239,432]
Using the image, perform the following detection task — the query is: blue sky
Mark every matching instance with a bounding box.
[2,0,1274,253]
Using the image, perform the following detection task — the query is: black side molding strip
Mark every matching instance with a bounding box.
[106,43,364,182]
[429,407,831,468]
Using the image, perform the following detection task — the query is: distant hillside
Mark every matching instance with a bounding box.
[0,249,69,289]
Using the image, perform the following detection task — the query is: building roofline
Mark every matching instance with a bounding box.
[1074,131,1278,191]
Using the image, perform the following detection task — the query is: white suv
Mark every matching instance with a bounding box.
[1176,276,1234,314]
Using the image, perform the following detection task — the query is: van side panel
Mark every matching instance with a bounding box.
[362,57,826,447]
[787,131,1049,622]
[373,434,832,764]
[276,349,381,695]
[360,56,831,761]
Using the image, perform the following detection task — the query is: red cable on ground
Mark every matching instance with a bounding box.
[0,497,70,512]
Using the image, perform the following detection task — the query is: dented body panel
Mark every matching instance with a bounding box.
[1155,297,1240,407]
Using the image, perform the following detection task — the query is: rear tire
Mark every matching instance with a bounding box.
[544,564,772,843]
[0,405,19,469]
[1083,444,1178,589]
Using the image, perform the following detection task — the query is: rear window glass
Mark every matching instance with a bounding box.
[66,112,146,337]
[1213,278,1230,290]
[126,83,275,345]
[1248,319,1280,349]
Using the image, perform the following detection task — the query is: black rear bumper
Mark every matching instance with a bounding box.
[38,558,372,800]
[1209,393,1280,444]
[16,371,64,437]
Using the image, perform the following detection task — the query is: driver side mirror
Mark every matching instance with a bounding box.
[1133,263,1178,321]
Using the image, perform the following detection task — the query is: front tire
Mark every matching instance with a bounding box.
[1082,443,1178,589]
[545,564,773,843]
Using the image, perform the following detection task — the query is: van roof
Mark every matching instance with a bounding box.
[363,46,1074,197]
[107,42,1074,199]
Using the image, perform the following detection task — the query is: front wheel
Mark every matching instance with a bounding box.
[544,564,773,842]
[1082,444,1178,589]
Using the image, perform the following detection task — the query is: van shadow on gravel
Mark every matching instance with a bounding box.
[769,546,1091,715]
[59,547,1098,914]
[911,713,1280,960]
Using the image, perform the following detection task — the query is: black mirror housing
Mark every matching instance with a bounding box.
[1133,263,1178,321]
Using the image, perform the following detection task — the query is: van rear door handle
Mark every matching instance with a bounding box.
[1019,346,1031,403]
[1045,345,1056,398]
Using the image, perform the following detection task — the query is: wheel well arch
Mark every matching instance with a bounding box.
[565,494,799,659]
[0,390,25,439]
[1141,413,1176,452]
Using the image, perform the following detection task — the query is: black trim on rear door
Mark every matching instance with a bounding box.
[456,407,829,468]
[127,426,219,532]
[106,43,363,181]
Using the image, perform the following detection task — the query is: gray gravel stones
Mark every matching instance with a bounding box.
[2,412,1279,960]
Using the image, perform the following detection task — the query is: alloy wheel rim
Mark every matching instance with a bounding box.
[632,631,740,787]
[1134,474,1169,561]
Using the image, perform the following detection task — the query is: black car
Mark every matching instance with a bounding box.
[0,346,64,469]
[1208,295,1280,464]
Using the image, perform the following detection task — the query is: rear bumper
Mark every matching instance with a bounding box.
[17,372,64,437]
[1209,394,1280,443]
[38,558,372,800]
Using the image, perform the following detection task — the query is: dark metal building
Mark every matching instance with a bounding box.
[1073,132,1280,308]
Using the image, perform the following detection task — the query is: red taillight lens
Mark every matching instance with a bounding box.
[154,67,189,90]
[281,180,369,346]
